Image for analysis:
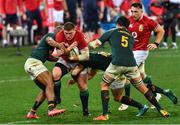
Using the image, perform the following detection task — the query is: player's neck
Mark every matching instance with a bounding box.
[117,25,127,29]
[138,14,144,21]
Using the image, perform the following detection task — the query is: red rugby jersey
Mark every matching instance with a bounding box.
[1,0,23,14]
[54,0,64,11]
[55,30,87,62]
[128,15,158,50]
[21,0,41,11]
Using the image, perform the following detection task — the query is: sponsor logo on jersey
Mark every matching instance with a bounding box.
[139,25,143,31]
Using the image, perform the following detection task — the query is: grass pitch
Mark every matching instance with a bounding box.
[0,38,180,124]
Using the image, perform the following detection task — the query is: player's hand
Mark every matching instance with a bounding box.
[69,41,78,49]
[69,55,78,61]
[56,49,65,56]
[66,41,78,53]
[147,43,158,50]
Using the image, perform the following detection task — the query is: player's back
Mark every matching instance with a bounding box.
[80,53,112,71]
[100,28,136,67]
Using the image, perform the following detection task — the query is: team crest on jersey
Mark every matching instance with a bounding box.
[139,25,143,31]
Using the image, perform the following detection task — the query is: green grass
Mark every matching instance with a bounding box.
[0,38,180,124]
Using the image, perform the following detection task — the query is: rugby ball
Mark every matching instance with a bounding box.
[69,47,79,57]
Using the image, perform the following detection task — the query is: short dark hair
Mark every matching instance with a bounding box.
[64,22,75,31]
[131,2,142,9]
[54,25,62,34]
[116,16,130,28]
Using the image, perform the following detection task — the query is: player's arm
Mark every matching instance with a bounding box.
[47,54,59,62]
[89,30,112,49]
[69,47,89,61]
[88,39,102,49]
[147,25,164,50]
[67,68,98,86]
[46,36,66,52]
[47,48,63,62]
[66,41,78,54]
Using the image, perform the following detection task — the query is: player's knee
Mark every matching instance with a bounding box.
[52,67,62,81]
[46,82,54,90]
[101,82,109,90]
[143,76,152,85]
[78,83,87,91]
[140,72,147,80]
[71,66,83,76]
[113,95,122,102]
[46,79,54,87]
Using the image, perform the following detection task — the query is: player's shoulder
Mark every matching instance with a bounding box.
[75,30,86,41]
[128,16,135,23]
[55,30,64,41]
[105,28,118,35]
[46,33,55,37]
[41,33,55,41]
[76,30,84,37]
[56,30,64,36]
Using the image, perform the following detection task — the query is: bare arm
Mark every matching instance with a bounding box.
[154,25,165,44]
[147,25,164,50]
[88,39,102,49]
[46,36,66,51]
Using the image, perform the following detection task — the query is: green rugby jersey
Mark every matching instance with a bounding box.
[99,28,136,67]
[30,33,55,63]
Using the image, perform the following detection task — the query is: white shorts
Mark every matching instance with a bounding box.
[104,63,141,83]
[133,50,149,66]
[110,76,126,90]
[53,9,64,23]
[24,58,48,80]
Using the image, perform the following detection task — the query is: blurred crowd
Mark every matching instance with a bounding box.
[0,0,180,48]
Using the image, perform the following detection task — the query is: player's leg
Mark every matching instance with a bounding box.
[37,71,66,116]
[111,81,148,117]
[26,89,46,119]
[93,74,113,121]
[93,64,117,121]
[147,83,178,104]
[139,63,162,108]
[76,70,90,116]
[24,58,64,117]
[128,67,169,117]
[53,63,68,105]
[140,64,177,104]
[161,19,170,49]
[71,64,84,77]
[171,18,177,49]
[119,51,151,111]
[118,80,130,111]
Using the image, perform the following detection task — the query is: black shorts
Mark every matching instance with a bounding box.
[54,63,69,77]
[5,14,18,26]
[80,53,111,71]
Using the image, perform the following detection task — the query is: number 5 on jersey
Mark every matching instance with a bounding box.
[121,36,128,47]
